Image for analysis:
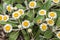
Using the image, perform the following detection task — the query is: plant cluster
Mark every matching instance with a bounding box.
[0,0,60,40]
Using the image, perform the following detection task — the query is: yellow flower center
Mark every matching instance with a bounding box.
[42,24,47,30]
[47,20,54,24]
[30,2,35,7]
[19,10,23,15]
[57,33,60,37]
[0,16,2,20]
[23,21,29,27]
[40,10,45,15]
[3,16,7,20]
[5,26,11,31]
[50,12,55,17]
[7,6,12,12]
[14,13,19,17]
[53,0,59,3]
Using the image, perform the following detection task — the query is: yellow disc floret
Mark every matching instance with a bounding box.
[40,23,47,31]
[22,20,30,28]
[0,15,3,21]
[29,1,36,8]
[53,0,59,3]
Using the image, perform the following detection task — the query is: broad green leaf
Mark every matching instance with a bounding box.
[56,17,60,27]
[44,30,53,39]
[27,10,35,21]
[22,30,30,40]
[0,4,3,13]
[15,0,24,3]
[41,0,51,10]
[36,1,43,7]
[3,0,24,4]
[15,4,25,9]
[3,0,15,4]
[39,38,47,40]
[52,38,60,40]
[35,36,40,40]
[0,21,17,27]
[9,31,19,40]
[34,29,40,39]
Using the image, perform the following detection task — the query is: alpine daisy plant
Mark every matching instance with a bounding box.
[0,0,60,40]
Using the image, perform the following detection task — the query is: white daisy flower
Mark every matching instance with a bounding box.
[13,7,17,10]
[18,25,22,29]
[0,15,3,21]
[3,24,12,33]
[56,32,60,39]
[12,11,20,19]
[29,1,36,8]
[48,12,57,19]
[6,5,13,12]
[27,28,32,33]
[3,15,9,22]
[47,19,54,26]
[53,0,59,3]
[22,20,30,28]
[40,23,48,31]
[18,9,24,16]
[45,18,50,21]
[39,9,46,16]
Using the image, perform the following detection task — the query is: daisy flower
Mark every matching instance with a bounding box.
[0,15,3,21]
[39,9,46,16]
[3,15,9,22]
[18,25,22,29]
[29,1,36,8]
[18,9,24,16]
[56,32,60,39]
[22,20,30,28]
[45,18,49,21]
[12,11,20,19]
[53,0,59,3]
[6,5,13,12]
[27,28,32,33]
[40,23,48,31]
[48,12,57,19]
[3,24,12,33]
[47,19,54,26]
[13,7,17,10]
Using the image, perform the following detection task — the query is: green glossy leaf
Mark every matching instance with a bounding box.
[0,4,3,13]
[52,38,60,40]
[3,0,24,4]
[9,31,19,40]
[15,0,24,3]
[15,4,25,9]
[56,17,60,27]
[44,30,53,39]
[36,1,43,7]
[34,29,40,39]
[41,0,51,10]
[27,10,34,21]
[22,30,30,40]
[0,21,17,27]
[35,36,40,40]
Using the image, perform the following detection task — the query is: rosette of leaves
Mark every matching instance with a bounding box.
[0,0,60,40]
